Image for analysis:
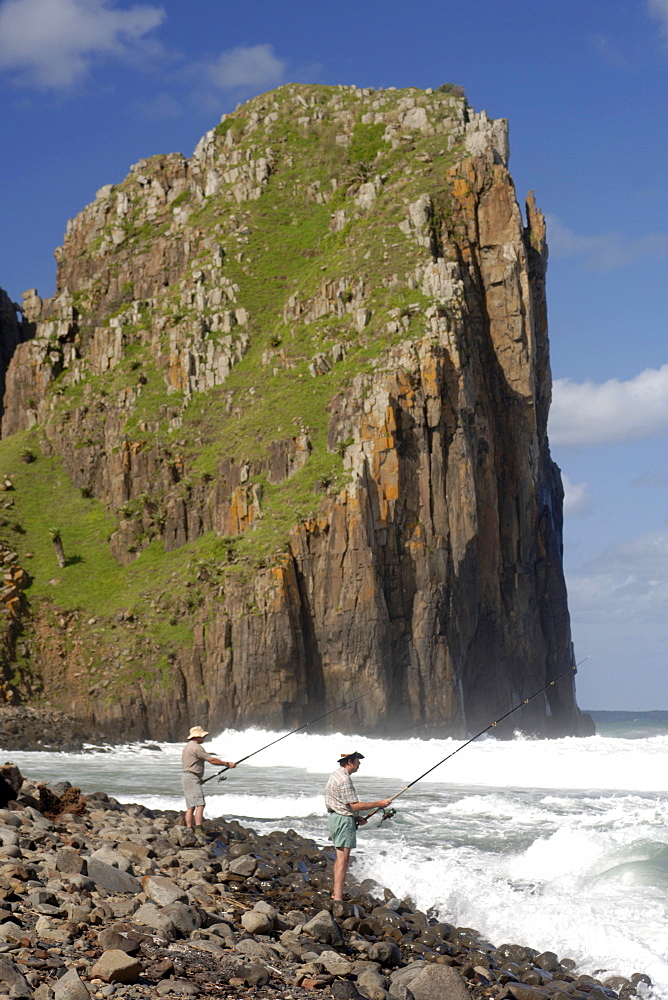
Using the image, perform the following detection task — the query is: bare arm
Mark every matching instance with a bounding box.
[208,757,236,768]
[349,797,392,811]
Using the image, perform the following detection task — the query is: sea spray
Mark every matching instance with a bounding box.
[4,716,668,996]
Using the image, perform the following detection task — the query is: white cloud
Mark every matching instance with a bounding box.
[648,0,668,34]
[546,215,668,271]
[562,475,592,517]
[549,364,668,446]
[0,0,165,89]
[202,44,286,91]
[567,531,668,624]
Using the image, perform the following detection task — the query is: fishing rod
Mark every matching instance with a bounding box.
[202,691,368,784]
[364,656,591,824]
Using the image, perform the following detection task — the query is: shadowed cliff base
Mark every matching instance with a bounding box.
[0,83,588,740]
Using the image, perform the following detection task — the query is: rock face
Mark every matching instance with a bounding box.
[0,83,589,738]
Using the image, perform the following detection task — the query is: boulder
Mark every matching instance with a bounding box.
[89,949,142,984]
[407,965,477,1000]
[235,938,278,961]
[369,940,403,967]
[89,846,133,871]
[55,847,87,874]
[0,954,32,998]
[228,854,257,877]
[142,874,187,906]
[53,968,90,1000]
[241,909,273,934]
[86,856,142,893]
[302,909,344,946]
[161,902,201,936]
[134,901,179,939]
[320,951,354,976]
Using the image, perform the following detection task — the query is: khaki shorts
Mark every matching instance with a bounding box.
[182,772,205,808]
[328,812,356,849]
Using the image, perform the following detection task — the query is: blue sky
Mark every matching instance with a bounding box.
[0,0,666,710]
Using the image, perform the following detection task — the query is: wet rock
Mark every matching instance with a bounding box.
[369,940,403,967]
[536,952,562,973]
[499,986,553,1000]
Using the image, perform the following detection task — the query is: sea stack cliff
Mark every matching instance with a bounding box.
[0,83,589,740]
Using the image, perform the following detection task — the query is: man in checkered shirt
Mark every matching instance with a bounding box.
[324,750,392,900]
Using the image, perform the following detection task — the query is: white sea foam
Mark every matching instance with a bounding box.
[6,726,668,997]
[115,791,323,820]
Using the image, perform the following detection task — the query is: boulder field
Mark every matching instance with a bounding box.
[0,766,649,1000]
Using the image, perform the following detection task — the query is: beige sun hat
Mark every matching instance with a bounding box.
[338,749,365,764]
[187,725,209,740]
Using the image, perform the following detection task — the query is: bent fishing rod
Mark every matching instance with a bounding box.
[202,692,367,784]
[364,656,591,824]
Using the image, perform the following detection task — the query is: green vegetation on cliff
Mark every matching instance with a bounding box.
[0,81,574,744]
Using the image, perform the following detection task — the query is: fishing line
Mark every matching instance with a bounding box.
[365,656,591,823]
[202,691,368,784]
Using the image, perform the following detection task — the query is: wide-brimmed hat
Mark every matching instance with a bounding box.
[187,726,209,740]
[338,750,365,764]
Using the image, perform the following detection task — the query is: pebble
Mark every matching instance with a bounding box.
[0,764,651,1000]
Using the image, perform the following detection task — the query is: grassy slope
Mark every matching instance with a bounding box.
[0,85,467,693]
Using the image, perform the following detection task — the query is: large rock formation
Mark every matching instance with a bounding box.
[0,83,589,739]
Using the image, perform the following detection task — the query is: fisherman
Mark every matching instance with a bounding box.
[182,725,236,839]
[325,750,392,900]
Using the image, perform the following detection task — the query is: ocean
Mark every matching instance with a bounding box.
[5,710,668,997]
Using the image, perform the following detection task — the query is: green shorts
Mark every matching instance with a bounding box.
[328,812,356,849]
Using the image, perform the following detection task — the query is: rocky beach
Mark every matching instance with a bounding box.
[0,763,651,1000]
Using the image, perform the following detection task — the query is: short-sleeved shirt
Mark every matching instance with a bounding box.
[182,740,215,778]
[325,766,358,816]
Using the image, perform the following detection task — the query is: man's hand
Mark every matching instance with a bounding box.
[227,762,236,768]
[378,798,392,808]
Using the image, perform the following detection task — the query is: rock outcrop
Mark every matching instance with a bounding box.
[0,83,589,739]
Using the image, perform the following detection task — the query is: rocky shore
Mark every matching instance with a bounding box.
[0,765,652,1000]
[0,709,110,753]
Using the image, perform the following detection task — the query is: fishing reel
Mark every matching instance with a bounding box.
[216,774,227,783]
[380,807,396,824]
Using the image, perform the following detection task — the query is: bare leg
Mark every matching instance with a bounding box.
[185,807,195,828]
[332,847,351,900]
[194,805,205,827]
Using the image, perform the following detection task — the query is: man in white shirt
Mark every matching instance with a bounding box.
[324,750,392,900]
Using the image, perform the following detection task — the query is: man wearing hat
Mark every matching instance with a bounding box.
[182,725,236,839]
[324,751,392,900]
